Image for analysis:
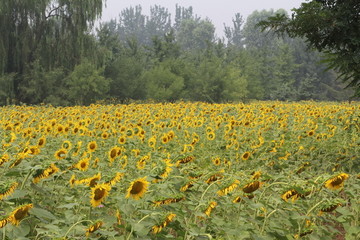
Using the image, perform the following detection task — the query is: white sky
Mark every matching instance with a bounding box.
[100,0,304,37]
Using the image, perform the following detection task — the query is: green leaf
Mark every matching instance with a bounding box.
[56,203,79,209]
[30,207,57,220]
[133,223,149,237]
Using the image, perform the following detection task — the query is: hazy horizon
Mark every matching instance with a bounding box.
[100,0,304,37]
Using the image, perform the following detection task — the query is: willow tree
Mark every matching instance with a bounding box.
[0,0,104,104]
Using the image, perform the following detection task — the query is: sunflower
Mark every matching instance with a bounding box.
[217,180,240,196]
[107,172,124,186]
[153,196,185,207]
[182,144,194,153]
[154,159,174,182]
[90,183,111,207]
[85,220,103,237]
[8,204,33,225]
[241,152,251,161]
[88,173,102,187]
[33,163,59,183]
[307,129,315,137]
[176,156,195,167]
[206,131,216,141]
[28,146,40,155]
[69,174,76,187]
[74,157,90,171]
[56,124,64,134]
[0,218,8,228]
[54,148,67,160]
[324,173,349,190]
[204,201,217,217]
[205,172,224,184]
[151,213,176,234]
[251,171,262,180]
[37,136,46,148]
[87,141,97,152]
[161,134,169,144]
[148,136,156,149]
[281,189,304,202]
[0,182,19,200]
[0,154,9,167]
[118,135,126,145]
[212,157,221,166]
[72,141,82,156]
[180,181,194,192]
[101,131,110,139]
[108,146,120,162]
[62,140,72,150]
[242,181,261,193]
[320,203,341,215]
[126,177,149,200]
[136,158,146,170]
[120,155,128,169]
[132,149,140,157]
[116,209,122,225]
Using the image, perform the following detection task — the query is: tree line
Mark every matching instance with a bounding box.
[0,1,354,105]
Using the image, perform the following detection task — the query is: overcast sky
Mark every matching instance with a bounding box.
[100,0,304,37]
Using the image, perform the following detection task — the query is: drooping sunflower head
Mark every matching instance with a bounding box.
[126,177,149,200]
[85,220,103,237]
[242,181,261,193]
[8,204,33,226]
[324,173,349,190]
[0,182,19,200]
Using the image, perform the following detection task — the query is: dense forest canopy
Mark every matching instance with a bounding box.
[0,1,355,105]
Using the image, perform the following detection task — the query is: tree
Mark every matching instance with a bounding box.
[142,61,184,101]
[117,5,148,45]
[224,13,244,47]
[66,60,110,105]
[259,0,360,97]
[0,0,104,104]
[176,18,215,50]
[146,5,172,39]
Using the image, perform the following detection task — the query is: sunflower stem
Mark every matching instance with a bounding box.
[306,200,325,216]
[260,209,277,234]
[2,225,5,240]
[63,220,92,238]
[257,181,289,202]
[200,179,221,202]
[126,226,134,240]
[20,169,34,190]
[137,214,150,223]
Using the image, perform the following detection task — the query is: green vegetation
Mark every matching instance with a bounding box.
[259,0,360,98]
[0,1,356,105]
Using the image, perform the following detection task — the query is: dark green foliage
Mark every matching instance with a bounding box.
[66,60,110,105]
[258,0,360,97]
[0,2,355,105]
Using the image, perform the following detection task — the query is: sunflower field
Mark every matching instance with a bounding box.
[0,101,359,240]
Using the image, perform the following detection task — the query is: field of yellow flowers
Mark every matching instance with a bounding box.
[0,101,359,239]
